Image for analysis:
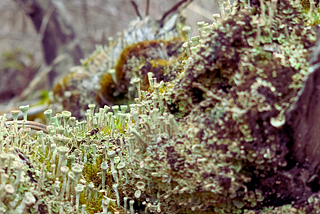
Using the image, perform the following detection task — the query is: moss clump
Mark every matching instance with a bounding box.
[97,38,186,106]
[5,1,320,214]
[118,0,318,213]
[82,154,103,186]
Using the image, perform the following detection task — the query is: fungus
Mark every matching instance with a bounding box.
[81,204,86,214]
[102,198,110,213]
[270,114,286,128]
[66,171,75,200]
[113,183,120,206]
[130,199,135,214]
[86,182,93,202]
[113,170,119,184]
[83,144,89,163]
[0,155,7,170]
[7,154,15,177]
[15,192,36,214]
[10,110,20,133]
[60,165,69,199]
[123,196,128,213]
[117,162,125,180]
[4,184,14,194]
[75,184,84,212]
[91,144,97,163]
[62,110,72,128]
[101,161,108,190]
[19,105,29,121]
[13,161,23,191]
[134,189,141,198]
[56,146,69,178]
[56,113,62,127]
[93,187,98,199]
[107,151,116,173]
[136,181,146,190]
[133,78,141,101]
[72,165,83,187]
[214,0,226,19]
[109,69,118,85]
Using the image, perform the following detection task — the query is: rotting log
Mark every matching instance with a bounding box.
[287,36,320,178]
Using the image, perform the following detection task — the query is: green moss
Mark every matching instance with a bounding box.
[82,154,103,186]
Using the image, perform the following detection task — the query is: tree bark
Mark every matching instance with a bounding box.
[287,35,320,178]
[287,63,320,173]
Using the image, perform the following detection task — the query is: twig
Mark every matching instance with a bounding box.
[37,4,55,42]
[5,121,48,133]
[130,0,142,19]
[145,0,150,16]
[81,0,88,31]
[159,0,194,27]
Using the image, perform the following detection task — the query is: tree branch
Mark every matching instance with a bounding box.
[146,0,150,17]
[130,0,142,20]
[159,0,194,27]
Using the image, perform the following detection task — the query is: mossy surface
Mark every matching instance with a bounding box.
[4,0,320,214]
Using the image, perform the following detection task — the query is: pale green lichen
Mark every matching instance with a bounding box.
[1,0,320,214]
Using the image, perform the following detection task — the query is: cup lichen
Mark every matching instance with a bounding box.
[2,1,320,214]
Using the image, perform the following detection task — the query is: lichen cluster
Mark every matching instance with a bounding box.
[2,0,320,213]
[164,0,317,211]
[52,15,186,119]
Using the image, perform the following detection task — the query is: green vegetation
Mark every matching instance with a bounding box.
[1,0,320,213]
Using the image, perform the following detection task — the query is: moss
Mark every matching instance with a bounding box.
[97,37,186,106]
[82,154,104,187]
[52,72,86,118]
[83,192,103,214]
[4,1,320,214]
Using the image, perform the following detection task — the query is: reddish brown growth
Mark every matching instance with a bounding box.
[98,38,185,106]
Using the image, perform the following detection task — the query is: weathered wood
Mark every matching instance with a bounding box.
[287,62,320,175]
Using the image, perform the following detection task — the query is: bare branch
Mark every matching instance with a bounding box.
[81,0,88,31]
[146,0,150,17]
[130,0,142,19]
[160,0,194,27]
[37,4,55,43]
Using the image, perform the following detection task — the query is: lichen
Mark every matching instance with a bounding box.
[2,0,320,213]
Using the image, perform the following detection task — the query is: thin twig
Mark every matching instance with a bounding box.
[145,0,150,17]
[81,0,88,31]
[130,0,142,19]
[5,121,48,133]
[160,0,194,26]
[37,4,55,42]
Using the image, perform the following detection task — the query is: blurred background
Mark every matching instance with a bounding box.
[0,0,227,115]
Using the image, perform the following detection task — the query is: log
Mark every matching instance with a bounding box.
[287,34,320,178]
